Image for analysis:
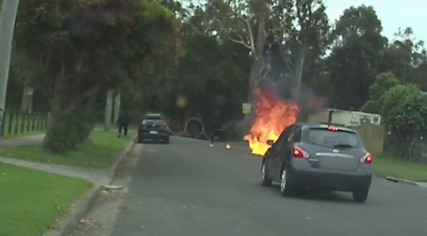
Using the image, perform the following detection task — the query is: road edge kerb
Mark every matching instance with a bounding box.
[109,136,137,181]
[384,176,420,186]
[44,185,101,236]
[46,137,136,236]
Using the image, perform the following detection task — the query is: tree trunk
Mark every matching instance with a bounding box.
[104,90,113,132]
[244,0,267,131]
[244,57,262,131]
[20,77,33,114]
[113,92,121,124]
[43,81,97,153]
[293,44,307,122]
[293,44,307,101]
[247,57,262,102]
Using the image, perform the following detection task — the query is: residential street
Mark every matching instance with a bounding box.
[77,137,427,236]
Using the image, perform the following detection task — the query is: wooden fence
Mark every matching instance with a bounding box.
[1,111,48,137]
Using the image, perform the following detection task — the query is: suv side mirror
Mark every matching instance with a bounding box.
[266,140,274,146]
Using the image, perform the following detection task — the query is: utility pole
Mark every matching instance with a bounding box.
[0,0,20,138]
[104,90,113,132]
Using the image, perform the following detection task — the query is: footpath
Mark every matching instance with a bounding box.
[0,133,135,236]
[0,134,111,185]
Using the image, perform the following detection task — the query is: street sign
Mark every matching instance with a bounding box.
[242,103,252,114]
[176,96,187,108]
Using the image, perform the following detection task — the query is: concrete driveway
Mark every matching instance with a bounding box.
[105,137,427,236]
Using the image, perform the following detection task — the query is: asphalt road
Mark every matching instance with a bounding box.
[112,137,427,236]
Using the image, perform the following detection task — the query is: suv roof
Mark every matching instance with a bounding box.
[143,113,165,121]
[297,123,356,133]
[145,113,162,117]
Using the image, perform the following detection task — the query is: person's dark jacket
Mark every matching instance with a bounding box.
[117,112,130,125]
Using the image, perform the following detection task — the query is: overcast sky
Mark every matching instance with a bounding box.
[325,0,427,42]
[181,0,427,43]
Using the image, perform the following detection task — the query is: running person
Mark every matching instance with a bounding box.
[117,111,130,138]
[210,122,232,148]
[209,120,222,147]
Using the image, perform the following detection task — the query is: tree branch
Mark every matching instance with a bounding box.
[76,50,85,73]
[229,17,256,53]
[65,82,105,112]
[277,42,294,72]
[244,18,255,52]
[229,33,252,50]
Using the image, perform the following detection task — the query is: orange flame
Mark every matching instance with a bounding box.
[244,87,299,156]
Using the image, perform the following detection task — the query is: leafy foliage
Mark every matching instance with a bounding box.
[8,0,427,160]
[328,5,387,109]
[380,84,427,156]
[368,71,400,100]
[361,71,399,113]
[14,0,181,152]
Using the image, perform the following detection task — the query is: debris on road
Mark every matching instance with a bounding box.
[72,218,101,235]
[102,185,124,191]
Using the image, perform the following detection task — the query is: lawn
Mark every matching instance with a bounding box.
[374,155,427,182]
[0,130,135,169]
[0,164,92,236]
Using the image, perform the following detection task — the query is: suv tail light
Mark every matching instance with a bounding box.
[327,126,338,131]
[293,146,309,158]
[360,153,373,164]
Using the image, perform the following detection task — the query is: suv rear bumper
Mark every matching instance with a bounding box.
[138,130,169,141]
[290,162,372,191]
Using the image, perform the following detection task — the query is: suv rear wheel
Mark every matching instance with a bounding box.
[164,137,170,144]
[279,166,296,197]
[352,189,369,203]
[261,161,272,186]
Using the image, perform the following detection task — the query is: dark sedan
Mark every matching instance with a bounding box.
[261,124,373,203]
[137,114,170,144]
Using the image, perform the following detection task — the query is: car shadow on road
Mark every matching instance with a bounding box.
[294,190,354,203]
[263,184,355,204]
[136,141,170,145]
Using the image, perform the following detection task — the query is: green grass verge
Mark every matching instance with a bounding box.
[374,155,427,182]
[0,130,135,169]
[94,123,139,131]
[0,164,92,236]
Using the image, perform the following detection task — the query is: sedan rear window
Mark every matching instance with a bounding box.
[306,128,360,148]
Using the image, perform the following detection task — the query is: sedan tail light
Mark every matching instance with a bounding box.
[360,153,373,164]
[293,146,309,158]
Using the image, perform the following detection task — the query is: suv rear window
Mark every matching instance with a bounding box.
[306,128,360,148]
[144,115,163,120]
